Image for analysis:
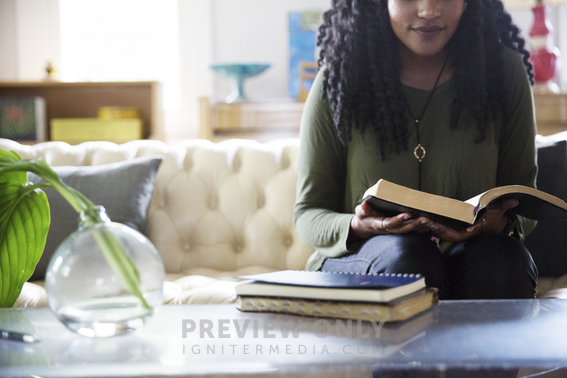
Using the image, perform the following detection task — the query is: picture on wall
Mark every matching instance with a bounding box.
[289,10,322,100]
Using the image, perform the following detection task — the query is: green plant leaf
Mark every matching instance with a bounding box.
[0,150,28,185]
[0,183,50,307]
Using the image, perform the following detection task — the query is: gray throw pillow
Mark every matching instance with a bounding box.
[28,156,163,281]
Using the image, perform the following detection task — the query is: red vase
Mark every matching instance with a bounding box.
[531,48,558,83]
[529,5,559,86]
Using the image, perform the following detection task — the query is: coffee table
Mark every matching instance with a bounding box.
[1,300,567,377]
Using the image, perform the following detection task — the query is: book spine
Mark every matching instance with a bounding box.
[35,98,47,142]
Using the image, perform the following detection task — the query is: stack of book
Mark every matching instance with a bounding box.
[236,270,438,322]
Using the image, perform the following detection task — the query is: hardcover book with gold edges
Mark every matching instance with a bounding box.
[238,287,439,322]
[361,179,567,231]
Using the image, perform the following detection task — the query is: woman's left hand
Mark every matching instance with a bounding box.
[425,198,519,243]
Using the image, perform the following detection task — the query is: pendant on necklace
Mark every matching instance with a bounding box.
[413,119,426,162]
[414,143,426,162]
[405,56,449,190]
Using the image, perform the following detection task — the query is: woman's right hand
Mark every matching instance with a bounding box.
[348,200,432,242]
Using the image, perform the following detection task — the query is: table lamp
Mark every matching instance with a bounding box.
[503,0,565,93]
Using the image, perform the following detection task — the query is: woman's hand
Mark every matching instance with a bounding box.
[425,198,519,243]
[348,200,431,242]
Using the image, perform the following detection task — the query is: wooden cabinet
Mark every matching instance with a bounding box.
[199,93,567,142]
[199,98,304,142]
[534,93,567,136]
[0,81,164,141]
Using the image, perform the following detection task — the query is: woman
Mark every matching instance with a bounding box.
[294,0,539,299]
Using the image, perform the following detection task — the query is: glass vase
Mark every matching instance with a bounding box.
[45,207,164,337]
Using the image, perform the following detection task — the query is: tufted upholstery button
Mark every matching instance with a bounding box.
[184,157,193,171]
[280,155,291,170]
[209,196,217,210]
[257,193,265,209]
[235,244,243,253]
[184,243,191,251]
[233,155,242,172]
[284,236,293,247]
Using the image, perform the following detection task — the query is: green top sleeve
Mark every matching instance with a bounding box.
[495,48,538,239]
[294,70,357,271]
[295,47,538,271]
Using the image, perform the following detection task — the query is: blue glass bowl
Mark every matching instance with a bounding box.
[210,63,271,103]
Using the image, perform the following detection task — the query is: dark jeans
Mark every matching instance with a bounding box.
[321,234,538,300]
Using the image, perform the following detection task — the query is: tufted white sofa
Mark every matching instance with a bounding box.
[3,136,567,308]
[0,138,314,307]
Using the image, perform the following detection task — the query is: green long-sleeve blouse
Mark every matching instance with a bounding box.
[294,47,538,271]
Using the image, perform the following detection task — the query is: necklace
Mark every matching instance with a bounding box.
[403,56,450,191]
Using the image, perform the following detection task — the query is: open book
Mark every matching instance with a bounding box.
[361,179,567,231]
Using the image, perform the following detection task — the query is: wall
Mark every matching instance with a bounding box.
[0,1,565,140]
[210,0,331,101]
[207,3,567,102]
[169,0,331,139]
[17,0,61,81]
[0,0,331,140]
[200,3,567,125]
[0,0,61,81]
[0,0,18,80]
[171,0,214,141]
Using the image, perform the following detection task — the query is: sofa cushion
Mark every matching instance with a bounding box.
[15,275,239,308]
[13,282,48,307]
[162,275,238,305]
[27,156,163,280]
[536,275,567,299]
[524,140,567,277]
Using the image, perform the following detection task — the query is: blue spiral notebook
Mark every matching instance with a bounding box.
[236,270,425,303]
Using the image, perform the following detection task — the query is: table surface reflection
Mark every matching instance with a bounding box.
[1,300,567,377]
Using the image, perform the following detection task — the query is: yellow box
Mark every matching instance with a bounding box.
[98,106,141,119]
[50,118,143,144]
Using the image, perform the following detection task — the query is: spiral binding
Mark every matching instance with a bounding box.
[286,270,422,278]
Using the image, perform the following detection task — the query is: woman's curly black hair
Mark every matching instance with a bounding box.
[317,0,533,158]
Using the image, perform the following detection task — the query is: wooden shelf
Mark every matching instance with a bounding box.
[534,93,567,136]
[200,98,303,142]
[199,92,567,141]
[0,81,164,142]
